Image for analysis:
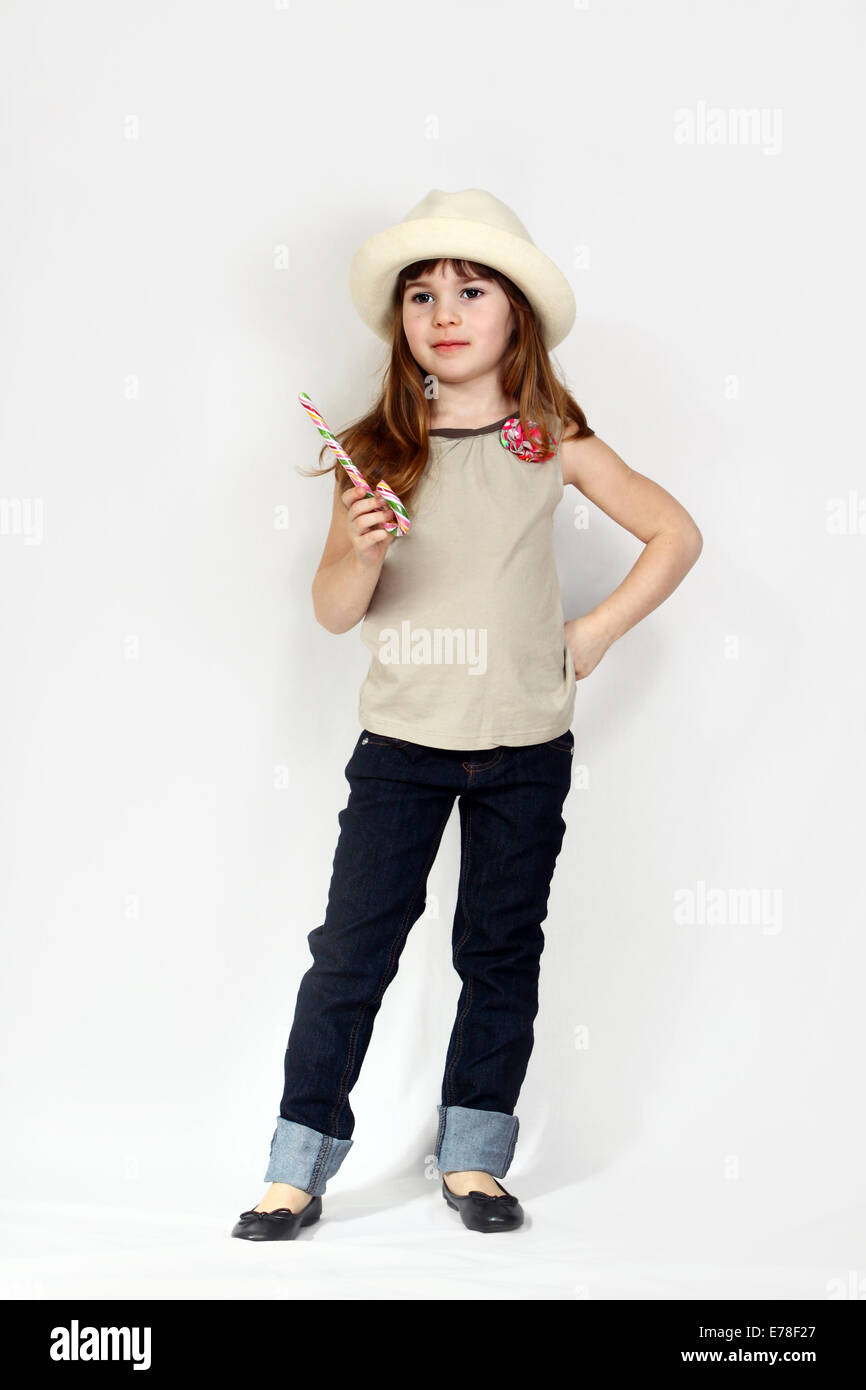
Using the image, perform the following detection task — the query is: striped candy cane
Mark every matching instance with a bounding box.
[298,392,411,536]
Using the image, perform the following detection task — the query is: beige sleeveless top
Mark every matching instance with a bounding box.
[357,413,576,751]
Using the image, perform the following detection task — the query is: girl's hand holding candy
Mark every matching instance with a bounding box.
[298,391,411,538]
[342,482,399,566]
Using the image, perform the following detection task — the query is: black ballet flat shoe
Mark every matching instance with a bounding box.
[441,1175,524,1232]
[231,1194,322,1241]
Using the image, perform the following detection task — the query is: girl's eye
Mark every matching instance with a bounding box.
[410,287,484,305]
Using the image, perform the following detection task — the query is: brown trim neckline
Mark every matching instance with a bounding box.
[428,415,511,438]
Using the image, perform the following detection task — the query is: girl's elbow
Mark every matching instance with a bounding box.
[681,522,703,560]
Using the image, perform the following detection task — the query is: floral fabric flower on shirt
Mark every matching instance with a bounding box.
[499,418,556,463]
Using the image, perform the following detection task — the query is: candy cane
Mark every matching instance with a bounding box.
[298,392,411,536]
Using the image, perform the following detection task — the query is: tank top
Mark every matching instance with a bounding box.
[357,413,577,751]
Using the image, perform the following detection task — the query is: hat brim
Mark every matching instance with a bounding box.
[348,217,576,351]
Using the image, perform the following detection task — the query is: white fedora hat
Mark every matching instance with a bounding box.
[348,187,577,351]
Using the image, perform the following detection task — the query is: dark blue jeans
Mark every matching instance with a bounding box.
[264,725,574,1196]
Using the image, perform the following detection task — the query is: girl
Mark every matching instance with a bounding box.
[232,188,702,1240]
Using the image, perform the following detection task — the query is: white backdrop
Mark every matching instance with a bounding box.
[1,0,863,1301]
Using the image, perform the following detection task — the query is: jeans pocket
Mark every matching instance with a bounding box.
[360,730,410,749]
[543,730,574,753]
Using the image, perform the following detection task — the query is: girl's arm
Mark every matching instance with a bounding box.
[312,474,396,633]
[560,429,703,679]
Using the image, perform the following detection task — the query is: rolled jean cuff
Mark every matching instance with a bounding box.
[434,1104,519,1179]
[263,1117,353,1197]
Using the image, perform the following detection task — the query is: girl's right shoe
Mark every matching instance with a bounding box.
[231,1194,322,1240]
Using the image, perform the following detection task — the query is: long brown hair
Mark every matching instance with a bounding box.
[298,256,594,517]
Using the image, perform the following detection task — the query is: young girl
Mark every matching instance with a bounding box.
[232,188,702,1240]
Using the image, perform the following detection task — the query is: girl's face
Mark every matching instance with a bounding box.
[401,262,515,385]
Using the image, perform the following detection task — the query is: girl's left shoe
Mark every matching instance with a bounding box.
[441,1175,524,1232]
